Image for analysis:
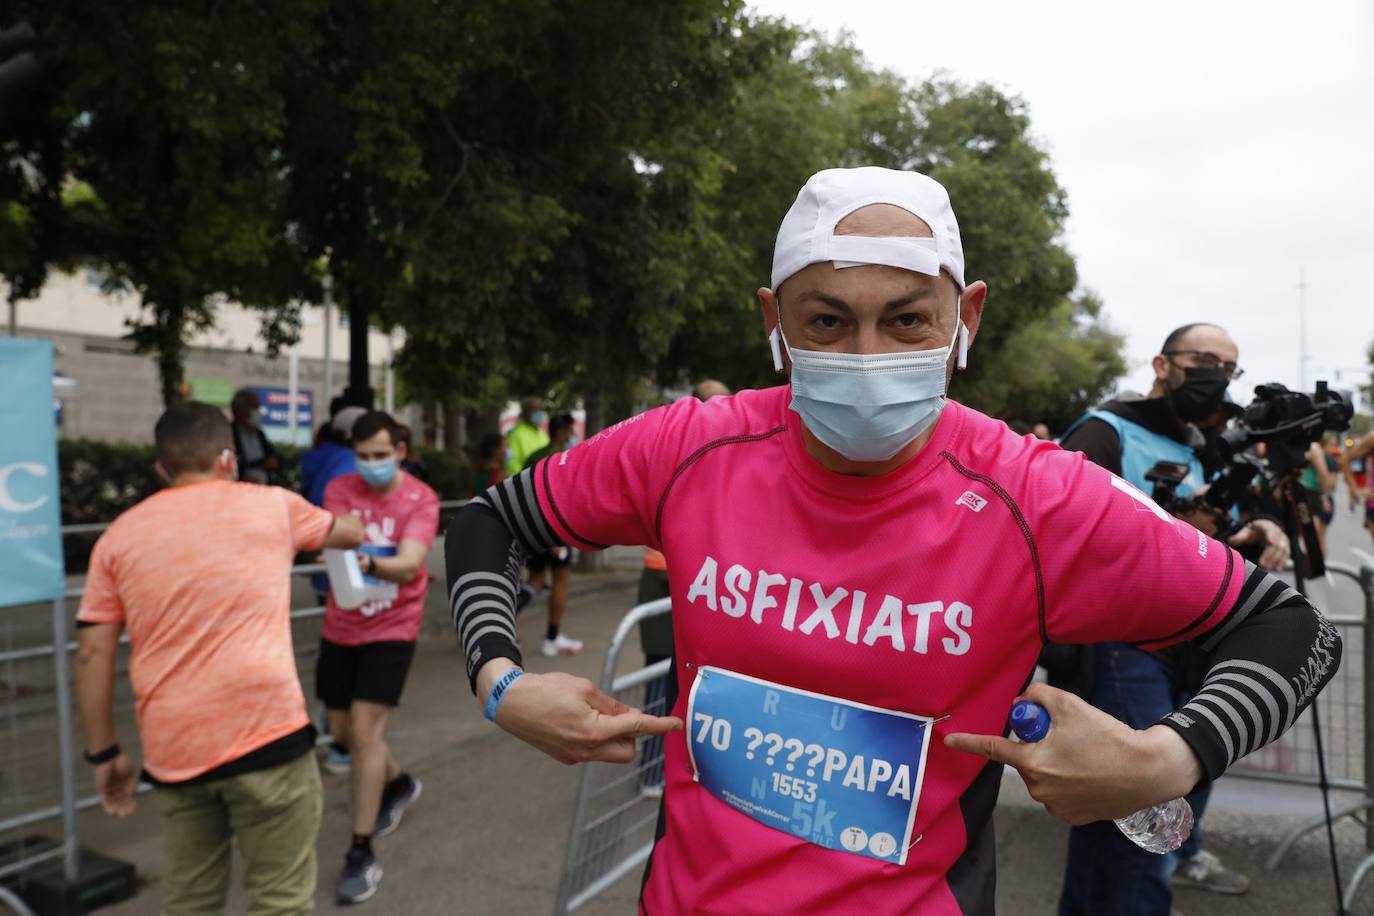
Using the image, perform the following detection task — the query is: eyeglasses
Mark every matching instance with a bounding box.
[1163,350,1244,380]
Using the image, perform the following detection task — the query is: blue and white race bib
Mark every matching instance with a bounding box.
[685,666,933,865]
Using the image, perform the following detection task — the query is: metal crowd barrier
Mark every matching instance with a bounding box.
[0,558,332,913]
[1252,562,1374,912]
[552,598,672,916]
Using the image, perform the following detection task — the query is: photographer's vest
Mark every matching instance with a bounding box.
[1062,409,1205,500]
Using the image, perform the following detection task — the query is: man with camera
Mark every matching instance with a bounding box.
[1054,322,1291,915]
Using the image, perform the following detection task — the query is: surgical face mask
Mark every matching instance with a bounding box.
[782,298,962,462]
[1168,367,1230,423]
[357,457,398,488]
[530,410,548,426]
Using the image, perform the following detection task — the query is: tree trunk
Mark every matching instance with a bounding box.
[155,295,188,407]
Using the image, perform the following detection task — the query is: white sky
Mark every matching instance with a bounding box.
[748,0,1374,408]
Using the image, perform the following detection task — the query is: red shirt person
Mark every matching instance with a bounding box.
[317,410,439,904]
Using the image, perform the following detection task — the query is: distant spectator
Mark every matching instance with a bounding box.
[74,402,363,915]
[504,397,550,476]
[302,406,365,507]
[393,422,430,483]
[230,389,280,484]
[693,379,730,400]
[471,433,507,497]
[524,414,582,656]
[1033,422,1053,440]
[319,410,439,904]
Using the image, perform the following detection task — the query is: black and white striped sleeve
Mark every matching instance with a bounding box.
[445,469,566,690]
[1161,560,1342,781]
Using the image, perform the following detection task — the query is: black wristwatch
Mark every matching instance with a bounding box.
[84,743,121,765]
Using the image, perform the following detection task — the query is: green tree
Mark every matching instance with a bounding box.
[19,1,322,404]
[388,0,773,431]
[955,290,1126,432]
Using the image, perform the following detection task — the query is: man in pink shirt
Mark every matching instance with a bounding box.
[319,410,439,904]
[446,167,1339,914]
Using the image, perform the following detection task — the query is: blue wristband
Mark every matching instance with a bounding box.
[483,668,524,723]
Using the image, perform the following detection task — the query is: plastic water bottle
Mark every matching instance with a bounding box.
[1008,700,1193,854]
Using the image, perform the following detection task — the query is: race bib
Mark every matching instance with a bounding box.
[685,666,933,866]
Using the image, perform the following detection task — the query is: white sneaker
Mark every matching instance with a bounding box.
[542,634,584,656]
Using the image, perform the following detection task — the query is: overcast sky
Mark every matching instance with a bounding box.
[749,0,1374,409]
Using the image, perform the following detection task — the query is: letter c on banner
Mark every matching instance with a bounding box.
[0,462,49,513]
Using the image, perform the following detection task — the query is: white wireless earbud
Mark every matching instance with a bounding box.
[956,322,969,370]
[769,326,784,372]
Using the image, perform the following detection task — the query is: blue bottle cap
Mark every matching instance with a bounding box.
[1009,700,1050,743]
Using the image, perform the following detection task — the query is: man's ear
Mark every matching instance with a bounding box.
[1151,354,1170,382]
[396,441,409,464]
[958,280,988,346]
[153,462,171,486]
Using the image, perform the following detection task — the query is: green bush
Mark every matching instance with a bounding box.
[416,446,472,503]
[59,439,160,572]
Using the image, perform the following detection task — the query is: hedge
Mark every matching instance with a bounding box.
[57,440,470,572]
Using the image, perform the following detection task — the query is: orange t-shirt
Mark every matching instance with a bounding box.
[78,480,333,782]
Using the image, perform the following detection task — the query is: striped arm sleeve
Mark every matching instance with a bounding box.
[445,468,566,690]
[1160,561,1342,780]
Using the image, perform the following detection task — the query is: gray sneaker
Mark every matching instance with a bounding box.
[373,773,422,838]
[338,846,382,904]
[1172,849,1249,895]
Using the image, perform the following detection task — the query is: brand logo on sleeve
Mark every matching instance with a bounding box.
[955,491,988,513]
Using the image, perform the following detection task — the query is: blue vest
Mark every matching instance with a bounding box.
[1062,409,1204,499]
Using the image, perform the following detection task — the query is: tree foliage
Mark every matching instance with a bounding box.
[4,6,1124,430]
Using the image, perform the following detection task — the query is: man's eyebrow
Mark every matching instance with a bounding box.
[793,287,935,312]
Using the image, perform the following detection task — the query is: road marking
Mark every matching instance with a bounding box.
[1352,547,1374,567]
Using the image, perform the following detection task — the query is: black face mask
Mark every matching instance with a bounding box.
[1168,367,1230,422]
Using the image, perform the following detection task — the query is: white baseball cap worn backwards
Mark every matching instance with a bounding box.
[770,166,965,292]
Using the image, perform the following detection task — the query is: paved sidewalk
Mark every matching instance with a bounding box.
[76,551,1374,915]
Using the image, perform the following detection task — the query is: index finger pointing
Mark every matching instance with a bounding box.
[597,711,682,743]
[944,732,1028,767]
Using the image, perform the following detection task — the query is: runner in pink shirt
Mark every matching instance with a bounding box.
[445,167,1339,914]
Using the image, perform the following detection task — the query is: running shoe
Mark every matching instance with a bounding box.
[542,634,584,656]
[337,846,382,904]
[1171,848,1249,895]
[373,773,423,838]
[515,582,535,615]
[323,744,352,775]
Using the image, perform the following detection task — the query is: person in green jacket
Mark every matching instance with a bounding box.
[504,398,550,477]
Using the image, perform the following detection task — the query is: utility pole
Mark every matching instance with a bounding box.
[322,272,333,413]
[1298,268,1308,391]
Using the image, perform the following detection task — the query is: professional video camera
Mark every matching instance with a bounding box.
[1145,380,1353,537]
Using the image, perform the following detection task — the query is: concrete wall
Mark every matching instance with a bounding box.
[8,271,418,444]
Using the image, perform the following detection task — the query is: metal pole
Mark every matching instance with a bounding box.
[7,298,16,336]
[287,343,300,445]
[384,334,396,414]
[1298,267,1308,391]
[322,274,334,411]
[50,596,79,882]
[1363,564,1374,852]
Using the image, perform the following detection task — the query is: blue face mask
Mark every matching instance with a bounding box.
[530,410,549,426]
[357,457,398,488]
[784,298,961,462]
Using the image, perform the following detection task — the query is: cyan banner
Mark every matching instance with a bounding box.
[0,338,65,606]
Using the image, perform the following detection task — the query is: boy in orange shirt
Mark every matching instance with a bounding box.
[74,402,363,915]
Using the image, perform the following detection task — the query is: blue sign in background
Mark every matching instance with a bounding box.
[251,386,313,446]
[0,339,66,606]
[686,666,932,866]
